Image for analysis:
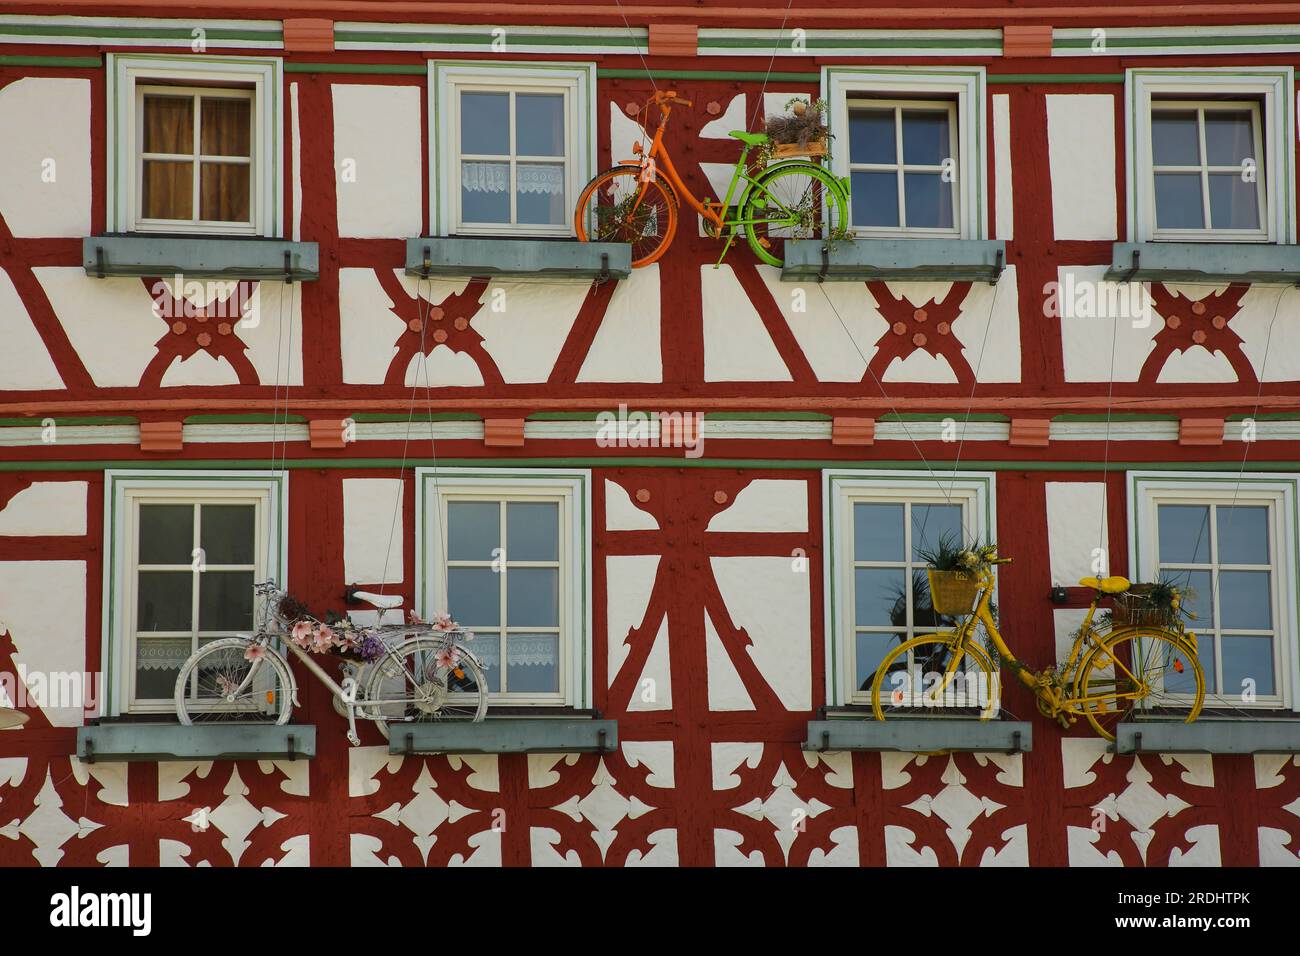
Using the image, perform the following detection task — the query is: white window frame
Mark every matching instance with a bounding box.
[1126,67,1295,244]
[824,66,987,240]
[824,469,997,708]
[107,53,283,237]
[1128,471,1300,713]
[429,61,595,238]
[415,467,592,708]
[101,470,287,717]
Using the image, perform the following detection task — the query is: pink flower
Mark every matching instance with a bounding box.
[435,646,462,669]
[311,624,337,652]
[290,620,315,648]
[244,644,266,662]
[408,612,424,625]
[432,611,456,631]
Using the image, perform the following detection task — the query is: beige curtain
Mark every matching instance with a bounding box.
[141,94,250,223]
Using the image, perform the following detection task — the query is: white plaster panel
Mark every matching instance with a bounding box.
[0,78,91,237]
[702,265,792,382]
[1046,482,1108,588]
[343,478,404,585]
[333,84,423,239]
[1058,265,1157,382]
[705,611,754,711]
[339,269,464,385]
[37,269,160,387]
[707,479,808,533]
[992,93,1013,240]
[626,619,671,712]
[605,554,660,687]
[1047,94,1117,240]
[473,280,587,382]
[576,265,662,382]
[758,266,880,381]
[0,267,64,390]
[950,266,1021,383]
[700,93,747,138]
[711,556,811,711]
[0,482,87,536]
[0,560,87,727]
[603,480,659,531]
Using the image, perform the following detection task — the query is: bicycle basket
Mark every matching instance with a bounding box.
[1110,593,1176,628]
[926,569,980,616]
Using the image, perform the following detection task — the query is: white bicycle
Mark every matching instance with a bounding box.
[173,582,487,745]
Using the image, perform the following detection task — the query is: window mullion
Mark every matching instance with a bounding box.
[499,499,509,693]
[1196,109,1213,231]
[894,108,906,229]
[191,93,202,223]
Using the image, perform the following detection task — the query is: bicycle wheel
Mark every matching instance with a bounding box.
[362,637,488,740]
[869,632,1000,720]
[574,165,678,268]
[174,637,294,725]
[742,161,849,268]
[1074,628,1204,741]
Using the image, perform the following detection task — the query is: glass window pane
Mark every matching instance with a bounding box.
[447,501,499,561]
[848,108,896,165]
[1163,569,1211,627]
[137,571,192,631]
[199,504,256,565]
[1154,173,1205,230]
[851,170,899,227]
[1216,506,1269,565]
[1208,172,1260,230]
[913,504,963,562]
[1204,110,1255,166]
[135,662,181,700]
[460,91,509,155]
[507,502,558,561]
[901,110,951,166]
[911,569,958,628]
[506,633,559,693]
[461,161,511,223]
[470,632,501,693]
[855,567,906,627]
[855,631,901,693]
[143,95,193,153]
[853,502,904,561]
[1155,637,1202,696]
[198,570,254,630]
[1221,634,1274,697]
[515,93,565,156]
[1218,570,1272,630]
[516,162,565,225]
[1157,505,1211,564]
[507,567,558,626]
[200,97,251,157]
[141,160,194,220]
[1198,635,1218,694]
[903,172,954,229]
[139,504,194,564]
[447,567,500,625]
[200,163,251,223]
[1151,110,1201,166]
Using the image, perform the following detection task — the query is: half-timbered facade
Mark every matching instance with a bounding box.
[1,0,1300,867]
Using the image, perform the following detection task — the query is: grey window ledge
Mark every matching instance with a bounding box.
[781,238,1006,283]
[1115,719,1300,755]
[405,237,631,280]
[83,235,320,281]
[389,717,618,755]
[1104,241,1300,285]
[803,718,1031,754]
[76,723,315,763]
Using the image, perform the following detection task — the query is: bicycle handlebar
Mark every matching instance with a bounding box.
[653,90,692,108]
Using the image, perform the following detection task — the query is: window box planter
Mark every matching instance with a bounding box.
[1104,242,1300,285]
[404,237,631,280]
[83,235,319,281]
[1115,719,1300,755]
[781,238,1006,283]
[389,717,617,755]
[76,723,315,763]
[802,718,1031,754]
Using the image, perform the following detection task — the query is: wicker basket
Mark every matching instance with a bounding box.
[771,139,828,160]
[1110,597,1173,628]
[927,569,980,616]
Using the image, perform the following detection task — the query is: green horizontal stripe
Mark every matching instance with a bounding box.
[0,54,102,68]
[598,68,820,82]
[349,412,481,422]
[283,62,426,75]
[336,29,641,48]
[701,37,995,51]
[1055,34,1300,50]
[0,457,1291,473]
[989,73,1123,84]
[0,24,279,41]
[1052,413,1180,423]
[184,413,307,424]
[0,415,134,426]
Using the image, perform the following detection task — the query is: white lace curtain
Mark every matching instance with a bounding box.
[462,161,564,195]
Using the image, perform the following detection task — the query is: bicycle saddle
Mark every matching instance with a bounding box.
[1078,575,1131,594]
[352,590,403,609]
[729,130,768,147]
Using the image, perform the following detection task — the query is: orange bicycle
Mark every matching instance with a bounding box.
[574,89,850,268]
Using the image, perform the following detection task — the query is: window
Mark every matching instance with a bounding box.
[103,471,286,715]
[430,62,595,237]
[416,468,590,707]
[824,67,986,240]
[1129,473,1299,711]
[1127,68,1295,243]
[107,54,283,237]
[847,100,959,235]
[825,470,996,706]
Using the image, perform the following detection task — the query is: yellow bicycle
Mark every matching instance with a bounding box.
[869,556,1205,741]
